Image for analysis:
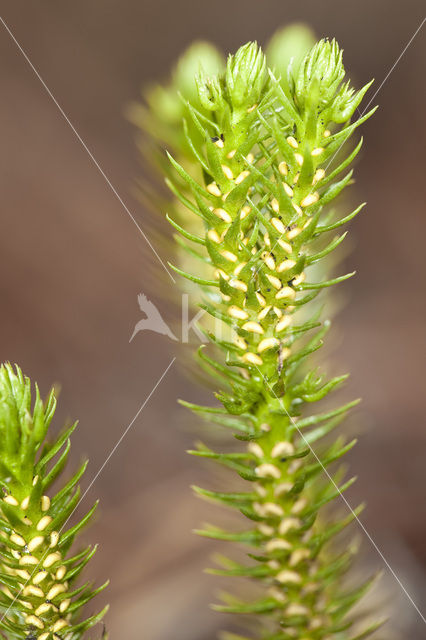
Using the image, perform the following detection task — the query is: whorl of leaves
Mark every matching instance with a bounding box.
[0,363,108,640]
[164,37,382,640]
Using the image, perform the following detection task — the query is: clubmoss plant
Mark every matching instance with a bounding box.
[156,37,381,640]
[0,363,108,640]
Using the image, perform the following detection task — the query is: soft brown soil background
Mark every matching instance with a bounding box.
[0,1,425,638]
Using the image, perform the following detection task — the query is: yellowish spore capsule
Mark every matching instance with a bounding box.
[21,496,30,510]
[263,232,271,246]
[274,481,293,496]
[271,441,295,458]
[28,536,44,552]
[286,136,298,149]
[228,306,248,320]
[255,463,281,479]
[277,238,292,253]
[275,316,292,333]
[220,250,237,262]
[313,168,326,184]
[266,538,292,552]
[56,566,67,581]
[289,548,310,566]
[276,569,302,584]
[275,287,296,300]
[240,205,251,219]
[266,274,282,290]
[10,533,26,547]
[1,586,13,599]
[269,586,287,603]
[273,306,282,318]
[242,352,263,366]
[258,523,274,536]
[289,459,302,474]
[287,227,302,240]
[46,583,67,600]
[25,615,44,629]
[258,306,272,320]
[323,129,331,137]
[292,202,303,216]
[213,207,232,223]
[23,585,44,598]
[263,253,275,270]
[279,518,300,535]
[59,598,71,613]
[300,192,319,208]
[292,272,306,286]
[233,336,247,352]
[271,217,285,234]
[311,147,324,156]
[247,442,264,458]
[52,619,68,632]
[41,495,50,512]
[214,268,229,281]
[255,291,266,307]
[227,149,236,158]
[295,153,304,166]
[235,170,250,184]
[15,569,31,580]
[283,183,294,198]
[230,278,247,292]
[287,603,309,616]
[221,164,233,180]
[207,229,221,243]
[254,482,267,497]
[246,153,255,163]
[292,497,307,514]
[33,571,48,584]
[253,502,265,516]
[242,321,264,334]
[43,552,62,568]
[206,182,222,197]
[271,198,280,213]
[35,603,52,617]
[257,337,279,353]
[50,531,60,548]
[276,259,296,273]
[278,161,288,176]
[19,555,39,566]
[3,495,19,506]
[234,262,247,276]
[263,502,284,517]
[37,516,52,531]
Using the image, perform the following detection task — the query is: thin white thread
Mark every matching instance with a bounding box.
[0,16,176,283]
[361,17,425,116]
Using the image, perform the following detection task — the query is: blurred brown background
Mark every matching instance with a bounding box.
[0,1,425,638]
